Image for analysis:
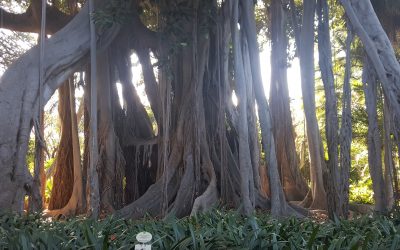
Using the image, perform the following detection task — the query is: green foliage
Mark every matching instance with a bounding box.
[26,138,35,175]
[2,210,400,249]
[0,1,36,74]
[92,0,133,30]
[44,158,56,200]
[350,177,374,204]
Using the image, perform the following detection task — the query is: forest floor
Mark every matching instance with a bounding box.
[1,208,399,249]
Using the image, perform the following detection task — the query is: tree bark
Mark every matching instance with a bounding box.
[241,0,297,217]
[383,99,394,210]
[338,27,353,218]
[317,0,339,218]
[269,0,308,201]
[0,1,119,212]
[362,57,387,214]
[136,49,161,125]
[87,0,100,218]
[112,43,155,204]
[243,33,259,202]
[299,0,327,210]
[48,82,74,210]
[97,51,125,212]
[29,111,45,212]
[0,3,72,34]
[117,0,219,218]
[231,0,254,216]
[47,79,85,217]
[340,0,400,122]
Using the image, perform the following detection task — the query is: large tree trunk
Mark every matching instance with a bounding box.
[112,39,155,205]
[383,99,394,210]
[86,0,100,219]
[217,4,243,206]
[340,0,400,215]
[82,68,90,210]
[96,51,125,212]
[299,0,327,210]
[29,0,48,213]
[117,0,218,219]
[231,0,254,216]
[48,82,74,210]
[0,1,119,212]
[241,0,298,217]
[362,58,387,214]
[340,0,400,121]
[269,0,308,201]
[47,79,85,217]
[317,0,339,217]
[338,27,353,218]
[1,0,304,217]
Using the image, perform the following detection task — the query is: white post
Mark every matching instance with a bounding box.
[135,232,152,250]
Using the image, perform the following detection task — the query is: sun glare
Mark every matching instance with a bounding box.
[232,90,238,106]
[130,53,151,107]
[259,44,304,121]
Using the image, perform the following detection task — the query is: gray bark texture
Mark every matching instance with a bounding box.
[383,99,394,210]
[338,27,353,218]
[317,0,339,217]
[299,0,327,209]
[0,5,89,213]
[230,0,254,216]
[362,58,387,213]
[340,0,400,121]
[96,51,125,212]
[87,0,100,219]
[241,0,298,217]
[0,1,119,213]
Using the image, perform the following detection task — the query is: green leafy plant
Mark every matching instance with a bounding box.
[1,209,400,249]
[350,177,374,204]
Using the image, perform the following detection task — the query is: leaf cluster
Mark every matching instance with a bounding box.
[92,0,133,30]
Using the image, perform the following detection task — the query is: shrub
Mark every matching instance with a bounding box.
[1,210,400,249]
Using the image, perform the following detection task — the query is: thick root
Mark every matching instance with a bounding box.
[190,179,218,215]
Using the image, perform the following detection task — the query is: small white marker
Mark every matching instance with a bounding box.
[135,232,152,250]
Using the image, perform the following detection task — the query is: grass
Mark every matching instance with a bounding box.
[1,209,400,249]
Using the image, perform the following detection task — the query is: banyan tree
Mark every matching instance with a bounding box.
[1,0,400,220]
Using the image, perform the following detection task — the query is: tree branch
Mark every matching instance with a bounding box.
[0,4,72,34]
